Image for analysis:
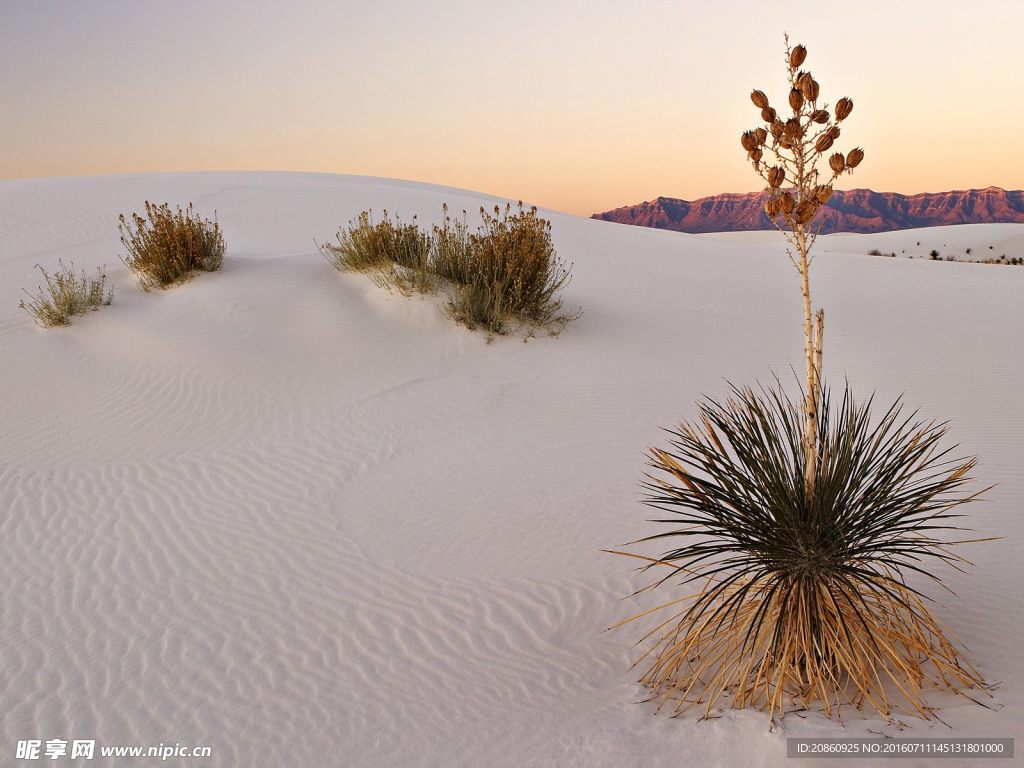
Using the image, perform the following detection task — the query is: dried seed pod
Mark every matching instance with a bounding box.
[789,88,804,110]
[790,45,807,68]
[811,109,829,124]
[741,131,757,151]
[778,191,795,213]
[801,78,820,101]
[815,185,833,204]
[835,97,854,120]
[761,106,777,123]
[846,147,865,167]
[765,198,780,217]
[814,133,835,152]
[795,200,816,224]
[796,71,812,88]
[770,119,785,138]
[784,118,801,138]
[754,127,768,145]
[749,148,763,163]
[767,167,785,188]
[826,125,841,141]
[779,138,793,149]
[829,152,846,173]
[751,90,769,108]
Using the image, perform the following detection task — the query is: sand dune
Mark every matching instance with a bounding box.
[1,173,1021,767]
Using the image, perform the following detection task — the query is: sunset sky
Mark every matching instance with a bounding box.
[3,0,1022,215]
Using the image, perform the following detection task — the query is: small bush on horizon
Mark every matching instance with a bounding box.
[119,202,224,290]
[20,260,112,327]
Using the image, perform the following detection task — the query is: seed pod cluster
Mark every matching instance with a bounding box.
[742,39,862,233]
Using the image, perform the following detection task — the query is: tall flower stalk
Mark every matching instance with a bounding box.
[741,36,864,501]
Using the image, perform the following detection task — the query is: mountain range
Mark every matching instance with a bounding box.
[592,187,1024,234]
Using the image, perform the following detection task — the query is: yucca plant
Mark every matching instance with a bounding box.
[613,38,990,725]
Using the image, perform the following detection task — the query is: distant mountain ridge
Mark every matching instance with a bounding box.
[592,187,1024,234]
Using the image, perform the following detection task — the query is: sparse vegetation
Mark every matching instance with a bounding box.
[866,243,1022,266]
[614,36,988,726]
[20,261,112,327]
[322,202,577,336]
[119,202,224,290]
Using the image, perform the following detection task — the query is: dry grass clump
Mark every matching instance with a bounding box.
[445,203,576,334]
[20,261,112,327]
[431,204,474,285]
[119,202,224,290]
[323,210,435,294]
[322,202,577,336]
[612,382,989,725]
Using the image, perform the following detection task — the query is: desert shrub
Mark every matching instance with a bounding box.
[324,202,577,336]
[322,210,435,294]
[930,250,940,259]
[119,202,224,290]
[447,203,576,334]
[20,261,112,327]
[431,204,474,285]
[614,381,987,723]
[867,248,882,256]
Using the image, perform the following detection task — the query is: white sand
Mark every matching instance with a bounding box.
[1,172,1020,767]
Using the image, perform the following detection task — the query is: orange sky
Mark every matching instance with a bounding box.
[2,0,1022,215]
